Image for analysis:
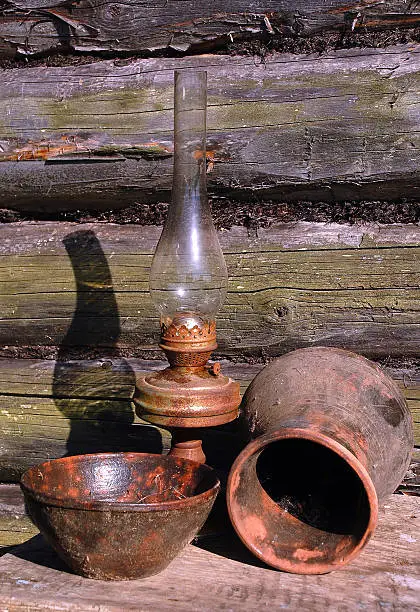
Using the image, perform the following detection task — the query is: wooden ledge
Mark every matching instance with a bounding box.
[0,495,419,610]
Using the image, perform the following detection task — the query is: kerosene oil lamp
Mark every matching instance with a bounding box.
[134,71,240,462]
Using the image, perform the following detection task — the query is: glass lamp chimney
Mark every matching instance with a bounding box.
[134,70,241,452]
[149,71,227,331]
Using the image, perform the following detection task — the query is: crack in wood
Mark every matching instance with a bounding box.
[1,47,419,207]
[1,0,420,60]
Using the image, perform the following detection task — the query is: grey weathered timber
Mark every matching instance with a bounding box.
[0,396,171,481]
[1,46,419,209]
[0,221,419,360]
[401,447,420,495]
[1,1,419,58]
[0,357,417,403]
[0,357,418,480]
[0,495,419,611]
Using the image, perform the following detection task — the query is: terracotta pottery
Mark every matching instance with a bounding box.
[21,452,219,580]
[227,347,413,574]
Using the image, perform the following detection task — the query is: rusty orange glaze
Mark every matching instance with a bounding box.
[227,347,413,575]
[293,548,323,562]
[169,439,207,464]
[21,453,219,511]
[160,316,217,367]
[135,316,240,438]
[228,428,379,575]
[241,513,268,541]
[21,453,220,580]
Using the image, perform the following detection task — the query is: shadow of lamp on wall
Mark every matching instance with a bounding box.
[53,229,163,457]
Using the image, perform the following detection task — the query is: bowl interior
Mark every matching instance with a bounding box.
[21,453,219,507]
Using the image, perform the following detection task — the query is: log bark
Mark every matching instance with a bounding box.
[0,496,419,611]
[0,47,419,209]
[0,221,419,360]
[1,1,419,58]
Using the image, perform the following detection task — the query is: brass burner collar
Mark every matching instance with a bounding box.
[160,315,217,367]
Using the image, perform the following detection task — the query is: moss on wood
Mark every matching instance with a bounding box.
[0,221,418,359]
[0,48,419,209]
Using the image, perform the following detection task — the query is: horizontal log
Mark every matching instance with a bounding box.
[0,398,171,482]
[0,221,419,360]
[0,361,245,481]
[0,357,418,481]
[1,47,420,209]
[0,484,39,548]
[1,1,419,58]
[0,356,415,404]
[0,360,172,482]
[1,496,419,610]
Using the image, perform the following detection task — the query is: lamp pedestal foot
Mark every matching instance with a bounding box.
[168,431,206,464]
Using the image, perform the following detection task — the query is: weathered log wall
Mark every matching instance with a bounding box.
[0,3,418,496]
[0,357,418,481]
[1,1,419,58]
[1,46,419,210]
[1,218,417,481]
[1,221,419,359]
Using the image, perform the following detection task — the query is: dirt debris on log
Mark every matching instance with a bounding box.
[0,200,418,228]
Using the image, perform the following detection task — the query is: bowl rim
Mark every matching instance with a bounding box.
[20,452,220,512]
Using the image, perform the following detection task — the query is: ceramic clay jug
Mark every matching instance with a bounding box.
[227,347,413,574]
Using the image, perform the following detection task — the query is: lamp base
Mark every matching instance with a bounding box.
[134,365,240,428]
[134,313,241,462]
[168,433,207,464]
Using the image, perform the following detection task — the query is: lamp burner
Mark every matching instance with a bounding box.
[134,314,240,430]
[160,313,217,368]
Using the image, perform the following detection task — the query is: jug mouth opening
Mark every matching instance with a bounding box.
[227,428,378,574]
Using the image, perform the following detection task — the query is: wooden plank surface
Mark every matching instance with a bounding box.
[0,495,419,611]
[0,357,418,481]
[1,46,420,209]
[1,221,418,359]
[1,1,419,58]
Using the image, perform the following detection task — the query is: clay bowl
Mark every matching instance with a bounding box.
[21,452,220,580]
